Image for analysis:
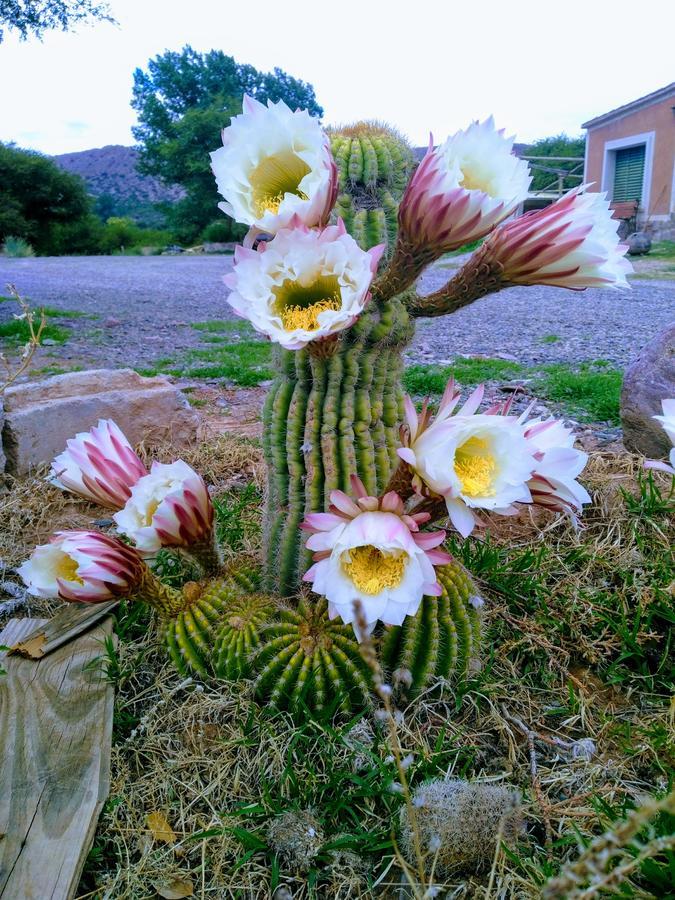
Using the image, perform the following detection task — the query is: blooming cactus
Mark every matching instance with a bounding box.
[520,414,591,519]
[113,460,214,554]
[397,118,531,257]
[645,399,675,475]
[210,94,337,238]
[302,477,451,634]
[399,383,535,537]
[483,187,632,289]
[50,419,147,508]
[18,530,146,602]
[224,219,384,350]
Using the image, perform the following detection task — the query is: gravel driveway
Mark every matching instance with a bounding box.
[1,255,673,371]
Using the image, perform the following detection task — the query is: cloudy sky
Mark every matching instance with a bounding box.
[1,0,673,155]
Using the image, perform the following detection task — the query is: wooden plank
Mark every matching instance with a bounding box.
[0,616,114,899]
[9,600,118,659]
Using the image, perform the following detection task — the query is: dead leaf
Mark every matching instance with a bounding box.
[146,811,176,844]
[152,877,194,899]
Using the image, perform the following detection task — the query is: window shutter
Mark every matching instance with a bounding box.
[613,145,645,202]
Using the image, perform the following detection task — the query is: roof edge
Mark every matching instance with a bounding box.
[582,82,675,129]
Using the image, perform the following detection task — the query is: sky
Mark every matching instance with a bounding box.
[1,0,673,155]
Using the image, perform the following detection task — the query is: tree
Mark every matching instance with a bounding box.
[131,46,323,243]
[0,0,114,42]
[524,134,586,194]
[0,143,101,254]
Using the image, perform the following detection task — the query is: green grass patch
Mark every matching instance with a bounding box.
[139,339,274,386]
[39,306,99,319]
[191,319,254,336]
[541,334,560,344]
[0,318,69,344]
[404,357,523,395]
[650,240,675,260]
[534,362,622,424]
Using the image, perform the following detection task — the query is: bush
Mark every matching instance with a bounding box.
[1,235,34,257]
[98,217,172,254]
[201,219,239,243]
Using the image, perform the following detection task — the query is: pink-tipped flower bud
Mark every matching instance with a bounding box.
[113,460,214,554]
[50,419,147,509]
[485,187,633,289]
[18,530,146,603]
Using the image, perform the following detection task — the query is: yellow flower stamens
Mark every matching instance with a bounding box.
[56,552,84,585]
[250,150,310,217]
[342,545,407,595]
[454,436,496,497]
[280,296,341,332]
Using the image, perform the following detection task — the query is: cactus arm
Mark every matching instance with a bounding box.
[407,244,507,318]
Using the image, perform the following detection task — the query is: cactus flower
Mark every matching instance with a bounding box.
[483,187,632,289]
[224,219,384,350]
[398,118,531,257]
[520,414,591,519]
[301,477,451,634]
[398,382,536,537]
[645,399,675,475]
[18,530,146,602]
[50,419,147,508]
[210,94,337,238]
[113,460,214,554]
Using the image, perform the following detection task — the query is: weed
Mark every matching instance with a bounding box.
[1,236,34,257]
[0,317,69,344]
[191,319,254,336]
[542,334,560,344]
[38,306,99,320]
[214,482,263,552]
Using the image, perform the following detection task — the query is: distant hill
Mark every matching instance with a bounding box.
[52,145,184,228]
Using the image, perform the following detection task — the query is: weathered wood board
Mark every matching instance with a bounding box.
[0,616,114,899]
[9,600,119,660]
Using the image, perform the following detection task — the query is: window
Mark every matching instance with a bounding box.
[612,145,645,202]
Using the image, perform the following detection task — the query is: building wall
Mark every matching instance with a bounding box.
[585,94,675,219]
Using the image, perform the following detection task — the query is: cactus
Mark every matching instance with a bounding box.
[254,597,373,714]
[164,567,262,677]
[379,561,483,696]
[213,590,275,679]
[329,122,415,254]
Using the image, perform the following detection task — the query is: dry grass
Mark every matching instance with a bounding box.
[1,438,672,898]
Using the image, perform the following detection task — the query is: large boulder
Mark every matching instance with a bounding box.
[621,324,675,456]
[626,232,652,256]
[2,369,199,475]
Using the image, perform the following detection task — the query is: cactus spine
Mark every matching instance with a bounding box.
[380,561,483,696]
[213,590,275,679]
[254,597,373,714]
[263,124,416,595]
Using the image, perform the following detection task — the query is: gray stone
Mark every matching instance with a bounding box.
[2,368,199,475]
[621,324,675,456]
[626,232,652,256]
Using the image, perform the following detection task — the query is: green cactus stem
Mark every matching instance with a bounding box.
[329,122,414,255]
[213,591,275,679]
[164,567,262,677]
[254,596,373,714]
[379,561,483,697]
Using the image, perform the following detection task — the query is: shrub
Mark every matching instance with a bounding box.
[1,235,34,257]
[201,219,238,243]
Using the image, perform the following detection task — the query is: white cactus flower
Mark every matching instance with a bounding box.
[113,460,214,553]
[18,531,145,602]
[224,219,383,350]
[210,94,337,237]
[50,419,147,508]
[520,414,591,519]
[645,399,675,475]
[302,479,450,634]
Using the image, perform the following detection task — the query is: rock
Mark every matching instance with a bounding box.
[104,317,122,327]
[621,324,675,456]
[2,368,199,475]
[626,232,652,256]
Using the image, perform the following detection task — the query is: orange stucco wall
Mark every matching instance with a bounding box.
[585,94,675,216]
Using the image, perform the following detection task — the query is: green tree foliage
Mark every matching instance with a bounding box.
[0,143,102,254]
[131,46,323,244]
[0,0,114,42]
[524,133,585,193]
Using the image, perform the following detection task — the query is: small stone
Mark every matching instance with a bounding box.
[104,317,122,327]
[626,231,652,256]
[41,338,57,346]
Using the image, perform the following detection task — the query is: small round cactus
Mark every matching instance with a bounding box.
[254,597,373,714]
[329,122,415,253]
[213,591,275,679]
[164,567,263,677]
[379,560,482,696]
